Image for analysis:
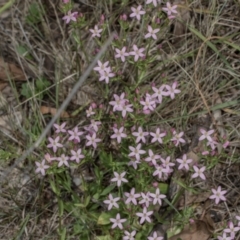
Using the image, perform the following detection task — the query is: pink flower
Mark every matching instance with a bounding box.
[35,160,49,176]
[145,149,161,165]
[161,156,175,172]
[223,140,230,149]
[192,166,206,180]
[152,85,169,103]
[139,192,152,207]
[206,139,218,150]
[153,164,169,179]
[111,172,128,187]
[103,194,120,210]
[176,154,192,171]
[148,231,164,240]
[123,230,137,240]
[165,82,181,99]
[128,143,146,161]
[199,129,215,142]
[145,25,160,40]
[136,207,153,224]
[68,127,84,142]
[99,67,115,84]
[128,159,141,169]
[110,213,127,229]
[132,126,149,143]
[224,222,240,239]
[62,11,78,24]
[115,47,129,62]
[217,232,232,240]
[89,25,103,38]
[53,122,67,133]
[109,93,126,112]
[140,95,156,111]
[171,131,185,146]
[57,154,69,167]
[121,103,134,117]
[90,120,101,132]
[85,132,101,149]
[47,136,63,153]
[111,126,127,143]
[162,2,178,16]
[149,188,166,206]
[70,149,84,163]
[209,186,227,204]
[150,128,166,144]
[129,45,145,62]
[146,0,161,7]
[86,106,95,117]
[94,60,109,73]
[125,188,140,205]
[130,5,146,21]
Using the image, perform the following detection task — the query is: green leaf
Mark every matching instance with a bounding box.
[58,199,64,217]
[97,212,112,225]
[95,235,113,240]
[75,196,91,208]
[100,185,116,197]
[50,180,60,196]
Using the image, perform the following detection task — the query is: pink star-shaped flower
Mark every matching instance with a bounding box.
[110,213,127,229]
[35,160,49,176]
[139,192,152,207]
[109,93,126,112]
[152,85,169,103]
[145,25,160,40]
[89,25,103,38]
[224,222,240,239]
[199,129,215,142]
[148,231,164,240]
[121,103,134,117]
[149,188,166,206]
[47,136,63,153]
[130,5,146,21]
[57,154,69,167]
[85,132,101,149]
[165,82,181,99]
[192,166,206,180]
[162,2,178,16]
[136,207,153,224]
[146,0,161,7]
[124,188,140,205]
[111,126,127,143]
[171,131,185,146]
[140,95,156,111]
[68,127,84,142]
[209,186,227,204]
[129,45,145,62]
[150,128,166,144]
[103,194,120,210]
[53,122,67,133]
[115,47,129,62]
[111,172,128,187]
[62,11,78,24]
[128,143,146,161]
[132,126,149,143]
[145,149,161,165]
[176,154,192,171]
[70,149,84,163]
[94,60,109,73]
[99,67,115,84]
